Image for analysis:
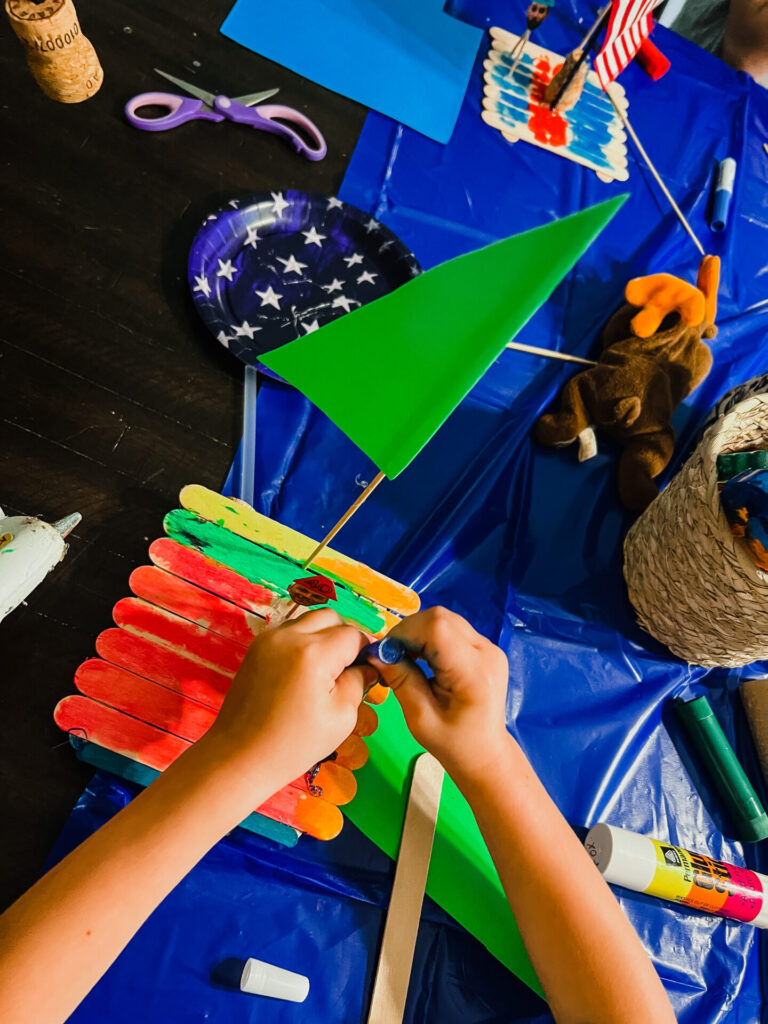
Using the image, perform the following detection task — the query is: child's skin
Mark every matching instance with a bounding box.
[0,607,676,1024]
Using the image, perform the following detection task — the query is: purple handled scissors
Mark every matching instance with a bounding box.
[125,69,327,162]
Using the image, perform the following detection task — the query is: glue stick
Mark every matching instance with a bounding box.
[585,823,768,927]
[710,158,736,232]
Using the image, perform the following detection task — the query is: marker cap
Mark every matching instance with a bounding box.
[239,958,310,1002]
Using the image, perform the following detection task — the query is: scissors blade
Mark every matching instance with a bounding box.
[233,87,280,106]
[153,69,216,106]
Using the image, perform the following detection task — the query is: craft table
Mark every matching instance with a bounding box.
[0,0,366,910]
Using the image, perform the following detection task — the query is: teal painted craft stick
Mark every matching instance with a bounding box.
[163,508,386,633]
[675,696,768,842]
[69,737,300,848]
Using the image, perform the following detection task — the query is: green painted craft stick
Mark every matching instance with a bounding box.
[69,737,300,848]
[261,197,625,479]
[344,697,542,996]
[163,508,387,634]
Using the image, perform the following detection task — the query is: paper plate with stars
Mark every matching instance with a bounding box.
[188,190,421,371]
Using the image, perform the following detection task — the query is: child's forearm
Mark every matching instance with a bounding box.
[455,737,676,1024]
[0,734,281,1024]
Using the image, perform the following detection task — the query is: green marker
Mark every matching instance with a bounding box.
[675,695,768,842]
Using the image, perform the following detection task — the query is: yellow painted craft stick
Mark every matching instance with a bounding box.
[179,485,420,617]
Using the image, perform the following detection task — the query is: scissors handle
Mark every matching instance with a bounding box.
[216,97,327,161]
[124,92,225,132]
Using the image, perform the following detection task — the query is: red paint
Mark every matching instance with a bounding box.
[149,538,276,615]
[113,597,247,675]
[96,628,232,708]
[130,565,264,647]
[54,695,343,839]
[527,56,568,148]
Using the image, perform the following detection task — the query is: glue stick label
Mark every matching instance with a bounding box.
[648,840,763,923]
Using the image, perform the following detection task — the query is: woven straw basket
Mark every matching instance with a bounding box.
[624,393,768,667]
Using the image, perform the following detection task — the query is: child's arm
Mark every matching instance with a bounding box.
[377,608,677,1024]
[0,609,376,1024]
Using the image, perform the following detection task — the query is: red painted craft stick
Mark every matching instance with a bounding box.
[149,538,277,617]
[74,659,357,805]
[129,565,265,647]
[113,597,247,675]
[355,702,378,737]
[54,695,344,840]
[364,682,390,705]
[335,734,369,771]
[96,628,232,709]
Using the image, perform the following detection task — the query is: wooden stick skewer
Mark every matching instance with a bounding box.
[302,471,386,570]
[606,87,706,257]
[506,340,597,366]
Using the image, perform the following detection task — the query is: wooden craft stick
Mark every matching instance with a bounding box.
[367,753,444,1024]
[54,695,343,840]
[73,662,357,805]
[149,538,278,618]
[164,508,393,636]
[180,485,420,616]
[113,597,247,674]
[605,86,706,257]
[302,471,386,570]
[505,341,597,366]
[355,702,379,737]
[129,565,265,647]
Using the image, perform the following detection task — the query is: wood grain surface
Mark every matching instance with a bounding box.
[0,0,366,908]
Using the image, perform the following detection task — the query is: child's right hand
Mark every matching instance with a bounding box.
[374,607,511,785]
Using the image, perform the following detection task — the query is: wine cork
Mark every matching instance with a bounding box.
[5,0,102,103]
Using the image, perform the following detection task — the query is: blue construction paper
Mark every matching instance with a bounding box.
[50,5,768,1023]
[219,0,484,144]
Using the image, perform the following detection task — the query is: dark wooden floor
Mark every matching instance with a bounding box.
[0,0,366,910]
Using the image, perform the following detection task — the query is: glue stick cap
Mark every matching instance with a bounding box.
[239,958,309,1002]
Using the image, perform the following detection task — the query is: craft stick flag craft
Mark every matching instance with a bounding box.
[55,197,621,994]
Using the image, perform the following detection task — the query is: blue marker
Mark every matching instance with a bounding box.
[711,157,736,232]
[356,636,407,666]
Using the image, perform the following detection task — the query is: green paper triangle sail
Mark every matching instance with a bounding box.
[261,196,626,478]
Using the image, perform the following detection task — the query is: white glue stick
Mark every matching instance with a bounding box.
[585,823,768,927]
[0,511,80,622]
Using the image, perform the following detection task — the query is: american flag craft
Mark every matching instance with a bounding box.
[593,0,663,89]
[55,485,418,847]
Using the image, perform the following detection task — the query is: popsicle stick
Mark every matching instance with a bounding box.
[55,696,344,840]
[164,509,393,635]
[149,538,279,618]
[113,597,247,676]
[180,485,420,616]
[367,753,445,1024]
[363,682,390,706]
[605,86,706,257]
[355,702,379,737]
[96,628,232,708]
[74,661,357,805]
[334,733,369,771]
[70,737,300,847]
[129,565,265,647]
[302,471,386,571]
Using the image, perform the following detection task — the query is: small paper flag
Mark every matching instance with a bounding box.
[261,196,625,478]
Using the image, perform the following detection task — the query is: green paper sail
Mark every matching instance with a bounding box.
[262,196,626,478]
[344,696,544,996]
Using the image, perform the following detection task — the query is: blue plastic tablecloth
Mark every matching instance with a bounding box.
[54,3,768,1021]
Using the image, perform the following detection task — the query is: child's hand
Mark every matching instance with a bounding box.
[374,607,510,784]
[204,609,378,788]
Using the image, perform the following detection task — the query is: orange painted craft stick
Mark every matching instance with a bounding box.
[74,660,357,806]
[54,695,344,840]
[129,565,265,648]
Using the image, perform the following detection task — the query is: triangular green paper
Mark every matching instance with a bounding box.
[261,196,626,478]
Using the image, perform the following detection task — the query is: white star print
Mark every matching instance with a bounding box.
[193,274,211,298]
[326,196,344,209]
[206,214,218,222]
[276,254,307,275]
[364,218,380,232]
[228,199,240,209]
[255,285,283,310]
[357,271,378,285]
[301,320,320,333]
[245,226,260,249]
[332,295,357,313]
[216,330,232,348]
[343,252,363,267]
[302,226,326,247]
[271,192,290,217]
[379,240,394,253]
[217,259,237,281]
[322,278,344,293]
[233,321,261,339]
